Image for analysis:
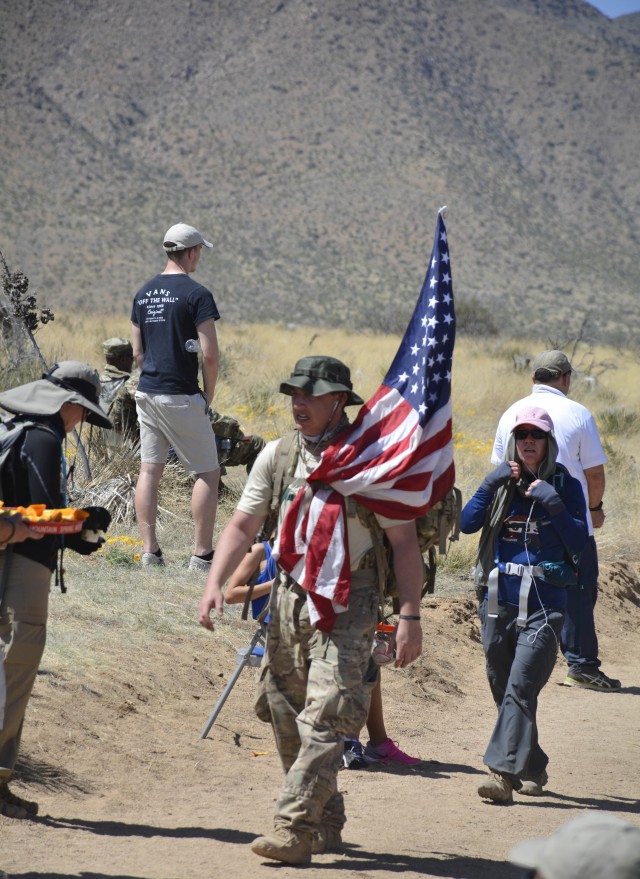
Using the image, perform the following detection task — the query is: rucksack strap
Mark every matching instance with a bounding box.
[438,486,462,553]
[269,430,299,514]
[488,562,546,625]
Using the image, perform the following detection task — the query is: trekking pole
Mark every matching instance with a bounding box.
[199,625,264,740]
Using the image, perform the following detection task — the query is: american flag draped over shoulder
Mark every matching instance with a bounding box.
[275,209,456,630]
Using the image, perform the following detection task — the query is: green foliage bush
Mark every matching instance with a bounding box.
[454,298,498,337]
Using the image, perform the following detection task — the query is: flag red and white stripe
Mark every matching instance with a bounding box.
[275,209,455,629]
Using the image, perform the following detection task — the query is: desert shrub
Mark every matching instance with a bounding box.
[598,406,640,438]
[0,252,54,391]
[454,298,498,337]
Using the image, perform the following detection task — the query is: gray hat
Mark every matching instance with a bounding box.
[103,337,133,357]
[163,223,213,252]
[279,355,364,406]
[0,361,113,430]
[509,812,640,879]
[531,349,573,382]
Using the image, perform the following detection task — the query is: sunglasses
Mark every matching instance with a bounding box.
[514,428,548,441]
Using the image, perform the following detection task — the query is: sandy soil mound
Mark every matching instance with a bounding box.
[3,564,639,879]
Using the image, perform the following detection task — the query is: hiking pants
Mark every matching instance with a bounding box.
[561,537,601,673]
[0,552,51,781]
[479,600,563,785]
[256,569,379,837]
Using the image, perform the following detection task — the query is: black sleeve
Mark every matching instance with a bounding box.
[21,429,64,508]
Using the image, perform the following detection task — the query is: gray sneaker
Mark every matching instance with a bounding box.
[565,669,621,690]
[188,554,213,572]
[141,551,164,567]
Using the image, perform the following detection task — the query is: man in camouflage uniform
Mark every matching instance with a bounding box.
[99,338,139,440]
[198,356,424,865]
[99,338,264,474]
[209,411,265,476]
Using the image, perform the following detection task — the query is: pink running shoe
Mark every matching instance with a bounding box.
[364,738,421,766]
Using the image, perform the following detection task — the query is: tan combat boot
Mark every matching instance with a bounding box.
[477,771,514,804]
[311,823,344,854]
[251,827,312,864]
[519,769,549,796]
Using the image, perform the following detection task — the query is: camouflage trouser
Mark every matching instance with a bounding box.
[255,568,379,837]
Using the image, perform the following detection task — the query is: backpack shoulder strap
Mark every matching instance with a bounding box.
[355,503,391,608]
[1,418,39,469]
[257,430,299,544]
[269,430,299,514]
[550,463,571,499]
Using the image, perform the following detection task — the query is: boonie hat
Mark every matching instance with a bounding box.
[163,223,213,252]
[511,406,554,434]
[103,337,133,357]
[0,361,113,429]
[509,812,640,879]
[279,356,364,406]
[531,349,572,382]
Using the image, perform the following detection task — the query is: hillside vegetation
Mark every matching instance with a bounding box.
[2,311,639,570]
[0,0,639,345]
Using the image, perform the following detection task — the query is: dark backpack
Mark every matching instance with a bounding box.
[0,417,59,502]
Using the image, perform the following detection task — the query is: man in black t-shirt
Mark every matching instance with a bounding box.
[131,222,221,572]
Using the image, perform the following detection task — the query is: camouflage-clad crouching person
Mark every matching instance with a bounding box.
[198,356,424,865]
[99,338,139,440]
[208,411,266,474]
[99,338,265,473]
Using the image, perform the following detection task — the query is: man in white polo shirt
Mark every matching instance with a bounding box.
[492,350,620,691]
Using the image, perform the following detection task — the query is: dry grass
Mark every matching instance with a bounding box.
[2,312,640,671]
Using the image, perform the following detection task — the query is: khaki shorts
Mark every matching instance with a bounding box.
[135,391,219,475]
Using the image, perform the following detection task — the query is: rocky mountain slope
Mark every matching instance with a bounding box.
[1,0,638,344]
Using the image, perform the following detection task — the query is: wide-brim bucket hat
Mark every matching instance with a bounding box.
[279,355,364,406]
[0,361,113,429]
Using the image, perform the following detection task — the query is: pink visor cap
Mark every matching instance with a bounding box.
[511,406,554,434]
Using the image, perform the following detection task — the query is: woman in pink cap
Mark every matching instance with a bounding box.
[461,406,588,804]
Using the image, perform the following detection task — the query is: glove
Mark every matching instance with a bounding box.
[527,480,565,515]
[65,532,105,555]
[481,461,514,493]
[82,506,112,532]
[65,507,111,556]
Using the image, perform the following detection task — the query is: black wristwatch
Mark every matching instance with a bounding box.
[589,501,603,511]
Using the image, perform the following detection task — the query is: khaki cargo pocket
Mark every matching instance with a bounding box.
[254,666,272,723]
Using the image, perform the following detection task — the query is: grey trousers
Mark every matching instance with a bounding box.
[479,600,563,785]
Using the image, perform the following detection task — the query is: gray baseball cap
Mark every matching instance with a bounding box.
[509,812,640,879]
[531,349,573,382]
[163,223,213,252]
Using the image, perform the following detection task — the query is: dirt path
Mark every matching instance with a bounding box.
[2,562,639,879]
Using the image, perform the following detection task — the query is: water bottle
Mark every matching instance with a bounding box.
[371,623,396,665]
[185,339,201,353]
